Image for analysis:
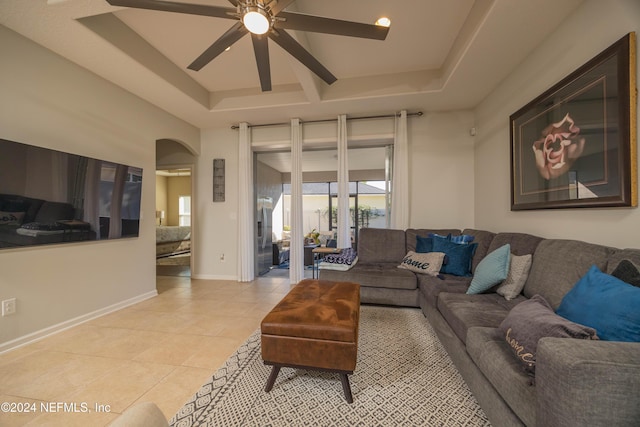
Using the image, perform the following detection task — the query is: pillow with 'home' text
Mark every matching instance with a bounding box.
[499,294,598,375]
[398,251,445,276]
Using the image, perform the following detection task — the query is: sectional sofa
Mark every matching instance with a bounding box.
[319,227,640,426]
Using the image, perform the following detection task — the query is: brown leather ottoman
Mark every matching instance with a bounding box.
[261,279,361,403]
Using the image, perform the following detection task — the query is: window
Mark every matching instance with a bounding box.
[178,195,191,226]
[282,181,388,244]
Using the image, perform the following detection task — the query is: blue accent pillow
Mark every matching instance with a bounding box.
[415,235,434,253]
[431,236,478,277]
[451,234,475,244]
[467,244,511,294]
[556,265,640,342]
[427,232,451,240]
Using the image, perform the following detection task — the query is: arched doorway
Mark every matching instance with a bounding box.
[156,139,196,277]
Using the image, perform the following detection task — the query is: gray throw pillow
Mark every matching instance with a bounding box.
[496,254,532,300]
[611,259,640,287]
[498,294,598,375]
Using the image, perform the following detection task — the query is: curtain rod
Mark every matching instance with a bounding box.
[230,111,423,130]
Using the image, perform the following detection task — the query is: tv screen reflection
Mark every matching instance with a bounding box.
[0,138,143,249]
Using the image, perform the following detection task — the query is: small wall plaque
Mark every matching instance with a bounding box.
[213,158,225,202]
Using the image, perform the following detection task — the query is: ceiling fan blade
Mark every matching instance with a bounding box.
[269,29,336,85]
[106,0,236,20]
[251,34,272,91]
[267,0,296,16]
[227,0,239,6]
[188,21,248,71]
[276,12,389,40]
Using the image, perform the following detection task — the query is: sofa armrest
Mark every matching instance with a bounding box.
[536,337,640,427]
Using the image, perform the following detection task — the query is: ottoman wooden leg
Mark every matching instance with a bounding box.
[265,365,281,392]
[339,373,354,404]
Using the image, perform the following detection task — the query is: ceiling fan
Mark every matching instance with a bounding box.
[106,0,390,91]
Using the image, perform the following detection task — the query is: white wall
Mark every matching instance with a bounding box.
[193,127,240,280]
[408,111,476,229]
[0,26,199,350]
[474,0,640,249]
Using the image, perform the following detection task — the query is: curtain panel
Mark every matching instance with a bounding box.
[237,122,254,282]
[391,110,409,229]
[337,114,351,249]
[289,118,305,284]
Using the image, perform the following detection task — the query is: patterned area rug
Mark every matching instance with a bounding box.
[170,305,490,426]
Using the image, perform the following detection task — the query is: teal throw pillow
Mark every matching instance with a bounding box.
[467,244,511,294]
[556,265,640,342]
[451,234,475,244]
[431,236,478,277]
[415,235,434,253]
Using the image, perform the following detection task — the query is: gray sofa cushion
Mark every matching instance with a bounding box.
[466,327,536,427]
[320,263,417,290]
[34,201,74,223]
[437,292,524,343]
[488,232,543,256]
[523,239,613,309]
[358,228,406,263]
[417,274,470,309]
[535,338,640,427]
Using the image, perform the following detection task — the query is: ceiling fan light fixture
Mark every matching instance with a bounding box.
[243,6,270,35]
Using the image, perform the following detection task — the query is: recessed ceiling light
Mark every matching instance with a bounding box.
[375,17,391,27]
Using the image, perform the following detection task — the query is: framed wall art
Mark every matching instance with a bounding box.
[213,158,225,202]
[510,32,637,210]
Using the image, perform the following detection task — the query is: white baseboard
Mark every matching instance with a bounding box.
[0,290,158,355]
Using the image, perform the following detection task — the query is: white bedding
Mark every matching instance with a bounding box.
[156,226,191,243]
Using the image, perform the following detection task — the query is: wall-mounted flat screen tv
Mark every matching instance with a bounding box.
[0,138,143,250]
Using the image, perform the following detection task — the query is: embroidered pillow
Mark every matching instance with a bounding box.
[499,295,598,375]
[497,254,533,300]
[398,251,445,276]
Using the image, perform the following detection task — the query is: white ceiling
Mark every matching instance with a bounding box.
[0,0,583,130]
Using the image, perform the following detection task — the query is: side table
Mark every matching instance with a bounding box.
[312,247,342,279]
[56,220,91,241]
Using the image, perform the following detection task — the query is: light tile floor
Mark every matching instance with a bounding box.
[0,274,296,426]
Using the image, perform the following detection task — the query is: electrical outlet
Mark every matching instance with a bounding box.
[2,298,16,316]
